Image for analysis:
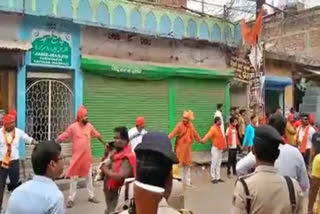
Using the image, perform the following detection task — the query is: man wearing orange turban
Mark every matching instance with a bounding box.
[0,108,36,211]
[168,110,203,187]
[57,105,106,208]
[128,116,147,152]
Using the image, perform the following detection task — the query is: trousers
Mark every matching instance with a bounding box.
[69,167,94,201]
[303,149,311,170]
[104,189,119,214]
[227,148,237,175]
[0,160,20,210]
[182,165,191,186]
[211,146,222,180]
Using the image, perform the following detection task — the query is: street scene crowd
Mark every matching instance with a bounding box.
[0,103,319,214]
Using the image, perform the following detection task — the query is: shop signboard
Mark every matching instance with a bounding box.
[230,56,255,83]
[31,30,72,67]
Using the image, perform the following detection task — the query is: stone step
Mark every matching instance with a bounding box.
[303,96,320,104]
[299,104,319,113]
[305,87,320,96]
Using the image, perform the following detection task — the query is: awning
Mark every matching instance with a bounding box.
[0,40,32,51]
[265,76,292,90]
[81,56,234,80]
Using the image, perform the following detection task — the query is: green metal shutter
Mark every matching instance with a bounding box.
[84,73,169,157]
[174,78,226,151]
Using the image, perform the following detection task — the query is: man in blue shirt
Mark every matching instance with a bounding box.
[6,141,65,214]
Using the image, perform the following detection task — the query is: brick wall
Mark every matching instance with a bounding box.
[262,8,320,61]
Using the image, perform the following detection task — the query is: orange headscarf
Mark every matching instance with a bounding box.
[2,108,16,126]
[136,117,145,126]
[288,113,294,125]
[76,105,88,121]
[183,110,194,121]
[309,114,315,126]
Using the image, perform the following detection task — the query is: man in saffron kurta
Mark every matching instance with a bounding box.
[57,105,106,208]
[202,117,226,184]
[168,110,202,187]
[296,114,316,169]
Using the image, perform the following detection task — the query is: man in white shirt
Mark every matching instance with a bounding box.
[0,110,36,212]
[236,114,310,192]
[214,104,225,137]
[296,114,316,169]
[128,117,147,152]
[6,141,65,214]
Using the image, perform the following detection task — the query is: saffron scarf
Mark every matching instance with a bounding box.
[296,125,310,154]
[228,125,240,146]
[215,125,226,150]
[2,128,15,169]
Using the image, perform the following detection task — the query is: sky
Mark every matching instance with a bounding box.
[187,0,320,21]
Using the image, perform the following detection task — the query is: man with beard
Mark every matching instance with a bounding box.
[168,110,202,187]
[0,109,36,212]
[57,105,105,208]
[100,127,136,214]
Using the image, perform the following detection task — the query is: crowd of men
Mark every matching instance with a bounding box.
[0,104,320,214]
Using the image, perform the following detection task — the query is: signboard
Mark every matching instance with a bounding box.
[230,56,255,83]
[31,30,72,67]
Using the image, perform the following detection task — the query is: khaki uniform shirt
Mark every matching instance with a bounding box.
[232,165,304,214]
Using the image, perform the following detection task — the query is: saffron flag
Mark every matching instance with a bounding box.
[241,10,263,45]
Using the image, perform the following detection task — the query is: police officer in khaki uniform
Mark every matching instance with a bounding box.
[232,125,304,214]
[117,132,192,214]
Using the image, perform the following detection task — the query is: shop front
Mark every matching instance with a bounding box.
[264,76,293,115]
[0,42,31,126]
[81,57,233,157]
[17,16,81,159]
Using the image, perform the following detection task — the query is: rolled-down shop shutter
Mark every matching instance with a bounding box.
[174,78,226,151]
[84,73,169,157]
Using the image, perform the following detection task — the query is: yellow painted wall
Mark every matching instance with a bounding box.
[266,60,294,113]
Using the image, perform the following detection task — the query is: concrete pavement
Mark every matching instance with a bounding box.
[2,165,307,214]
[63,166,236,214]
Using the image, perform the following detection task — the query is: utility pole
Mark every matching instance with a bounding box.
[255,0,265,121]
[256,0,265,13]
[201,0,204,14]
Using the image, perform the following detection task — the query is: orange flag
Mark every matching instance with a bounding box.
[241,10,263,45]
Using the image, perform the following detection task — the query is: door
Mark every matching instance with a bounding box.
[26,79,74,142]
[84,73,169,157]
[174,78,226,151]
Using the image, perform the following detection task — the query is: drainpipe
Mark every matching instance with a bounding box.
[22,0,25,15]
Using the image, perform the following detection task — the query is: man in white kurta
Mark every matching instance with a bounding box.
[214,103,225,137]
[128,117,147,152]
[0,111,35,211]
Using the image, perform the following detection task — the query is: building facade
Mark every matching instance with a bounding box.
[0,0,241,157]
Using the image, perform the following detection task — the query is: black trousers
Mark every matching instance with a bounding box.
[303,149,311,170]
[0,160,20,209]
[239,136,244,146]
[227,148,237,175]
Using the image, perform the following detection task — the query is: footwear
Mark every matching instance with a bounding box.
[88,197,100,204]
[211,180,218,184]
[218,179,225,183]
[66,200,74,208]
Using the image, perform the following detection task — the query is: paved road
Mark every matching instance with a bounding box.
[2,165,307,214]
[64,166,236,214]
